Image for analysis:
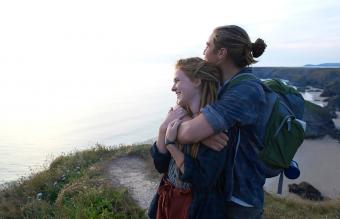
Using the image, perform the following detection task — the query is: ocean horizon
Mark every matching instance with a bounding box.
[0,69,336,185]
[0,63,176,185]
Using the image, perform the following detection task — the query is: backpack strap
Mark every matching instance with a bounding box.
[226,73,258,90]
[234,126,285,195]
[230,126,241,193]
[233,128,241,165]
[218,73,258,99]
[227,73,259,173]
[277,171,284,194]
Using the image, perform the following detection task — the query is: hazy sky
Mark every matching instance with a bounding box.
[0,0,339,130]
[1,0,339,68]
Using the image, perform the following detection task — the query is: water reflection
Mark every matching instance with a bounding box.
[0,63,176,184]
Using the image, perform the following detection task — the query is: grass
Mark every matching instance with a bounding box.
[0,144,151,219]
[264,192,340,219]
[305,100,331,118]
[1,143,340,219]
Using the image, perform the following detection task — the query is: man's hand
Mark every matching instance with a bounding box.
[201,132,229,151]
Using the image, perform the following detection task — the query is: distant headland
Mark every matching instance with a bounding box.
[304,63,340,67]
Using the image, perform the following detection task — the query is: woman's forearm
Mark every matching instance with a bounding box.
[166,144,185,173]
[157,128,168,154]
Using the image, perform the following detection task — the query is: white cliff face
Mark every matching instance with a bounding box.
[302,86,340,135]
[301,86,327,107]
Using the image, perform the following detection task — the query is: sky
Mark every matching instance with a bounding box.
[1,0,339,68]
[0,0,340,132]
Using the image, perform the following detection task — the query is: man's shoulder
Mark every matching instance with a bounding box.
[219,78,265,100]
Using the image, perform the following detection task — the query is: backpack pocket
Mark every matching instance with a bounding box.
[260,99,305,168]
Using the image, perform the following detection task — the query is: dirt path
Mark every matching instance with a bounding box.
[107,156,159,210]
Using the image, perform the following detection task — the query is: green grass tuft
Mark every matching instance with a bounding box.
[264,192,340,219]
[0,144,150,219]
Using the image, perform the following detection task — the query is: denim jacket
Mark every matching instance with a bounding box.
[201,68,267,208]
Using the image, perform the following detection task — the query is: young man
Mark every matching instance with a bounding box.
[175,25,268,219]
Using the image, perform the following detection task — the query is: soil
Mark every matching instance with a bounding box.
[107,155,159,210]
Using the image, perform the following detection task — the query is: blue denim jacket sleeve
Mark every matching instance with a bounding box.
[179,144,227,191]
[201,80,265,133]
[150,142,171,174]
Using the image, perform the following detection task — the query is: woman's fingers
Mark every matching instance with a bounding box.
[167,118,181,128]
[167,120,175,130]
[172,105,187,114]
[167,106,187,121]
[166,119,182,142]
[172,105,182,110]
[172,119,182,129]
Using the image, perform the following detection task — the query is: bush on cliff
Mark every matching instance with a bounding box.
[0,145,147,219]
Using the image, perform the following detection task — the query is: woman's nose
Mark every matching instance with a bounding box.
[171,84,176,92]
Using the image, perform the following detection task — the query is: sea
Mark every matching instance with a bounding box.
[0,63,176,185]
[0,66,337,186]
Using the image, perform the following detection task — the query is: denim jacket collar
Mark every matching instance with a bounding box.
[218,67,253,96]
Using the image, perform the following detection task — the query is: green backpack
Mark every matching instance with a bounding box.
[226,73,305,185]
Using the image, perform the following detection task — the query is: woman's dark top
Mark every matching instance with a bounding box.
[148,142,228,219]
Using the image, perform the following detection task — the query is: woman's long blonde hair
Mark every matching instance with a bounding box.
[175,57,222,158]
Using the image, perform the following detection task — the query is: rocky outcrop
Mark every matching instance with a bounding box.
[321,81,340,97]
[304,101,336,138]
[288,181,324,201]
[253,67,340,88]
[326,96,340,112]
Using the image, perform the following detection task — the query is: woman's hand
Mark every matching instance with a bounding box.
[165,119,182,142]
[160,105,187,132]
[157,106,186,154]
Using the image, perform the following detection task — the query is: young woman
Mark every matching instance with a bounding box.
[148,57,228,219]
